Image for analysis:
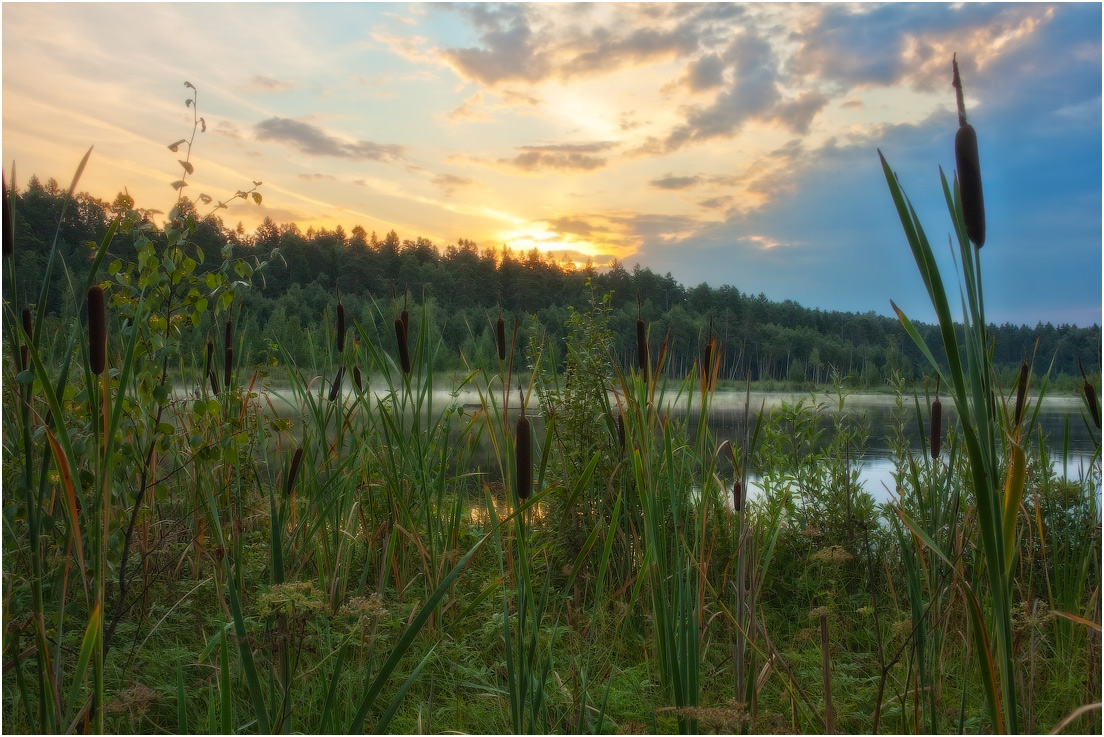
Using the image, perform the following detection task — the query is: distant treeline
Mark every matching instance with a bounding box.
[6,176,1101,390]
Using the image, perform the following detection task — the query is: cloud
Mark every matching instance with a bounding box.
[474,141,620,173]
[439,5,548,85]
[768,90,830,135]
[698,196,732,210]
[683,52,726,91]
[432,173,478,195]
[649,175,700,190]
[447,92,492,122]
[246,75,296,92]
[297,173,335,181]
[665,30,781,150]
[254,118,405,161]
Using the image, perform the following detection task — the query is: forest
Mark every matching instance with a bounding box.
[7,174,1100,391]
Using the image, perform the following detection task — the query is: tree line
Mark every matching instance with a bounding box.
[6,176,1100,390]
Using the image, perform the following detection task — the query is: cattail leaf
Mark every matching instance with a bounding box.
[87,285,106,375]
[224,346,233,389]
[930,396,942,459]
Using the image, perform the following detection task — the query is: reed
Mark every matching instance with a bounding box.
[953,55,985,248]
[2,173,12,258]
[87,285,106,375]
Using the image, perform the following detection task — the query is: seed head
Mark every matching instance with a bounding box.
[87,285,106,375]
[952,56,985,247]
[732,478,744,513]
[225,317,233,353]
[496,315,507,362]
[930,393,943,460]
[1013,361,1029,428]
[515,413,532,501]
[19,306,32,372]
[637,318,649,378]
[336,302,346,353]
[353,365,363,391]
[285,447,304,497]
[328,366,344,402]
[395,317,411,374]
[2,175,13,258]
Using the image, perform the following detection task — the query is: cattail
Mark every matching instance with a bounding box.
[496,315,507,362]
[616,412,626,453]
[395,317,411,374]
[208,368,220,396]
[1079,358,1100,430]
[732,478,744,513]
[224,346,233,389]
[637,317,648,378]
[87,285,106,375]
[1013,360,1029,428]
[224,317,233,353]
[3,174,13,258]
[930,391,942,460]
[953,55,985,248]
[19,306,31,372]
[515,413,532,501]
[353,365,363,391]
[336,302,346,353]
[1085,382,1101,430]
[285,447,304,497]
[400,306,410,339]
[701,339,714,391]
[205,338,214,379]
[328,366,344,402]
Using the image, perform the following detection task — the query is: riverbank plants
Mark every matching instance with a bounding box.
[4,67,1100,735]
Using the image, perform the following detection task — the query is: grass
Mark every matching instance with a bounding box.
[3,73,1102,735]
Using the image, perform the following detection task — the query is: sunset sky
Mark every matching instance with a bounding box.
[2,2,1100,326]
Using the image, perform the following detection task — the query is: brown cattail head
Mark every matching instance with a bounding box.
[701,339,714,391]
[336,302,346,353]
[1080,358,1101,430]
[637,317,649,377]
[496,315,507,362]
[732,478,744,513]
[3,174,13,258]
[224,346,233,389]
[205,338,214,379]
[224,317,233,353]
[208,368,220,396]
[930,393,943,460]
[328,366,344,402]
[19,306,32,371]
[952,56,985,248]
[285,447,304,497]
[395,317,411,374]
[1085,382,1101,430]
[400,306,410,339]
[87,285,106,375]
[353,365,363,391]
[616,412,626,453]
[515,413,532,501]
[1013,360,1029,428]
[955,124,985,248]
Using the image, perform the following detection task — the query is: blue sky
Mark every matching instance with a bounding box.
[3,2,1100,326]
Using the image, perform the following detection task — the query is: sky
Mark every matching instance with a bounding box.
[2,2,1101,327]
